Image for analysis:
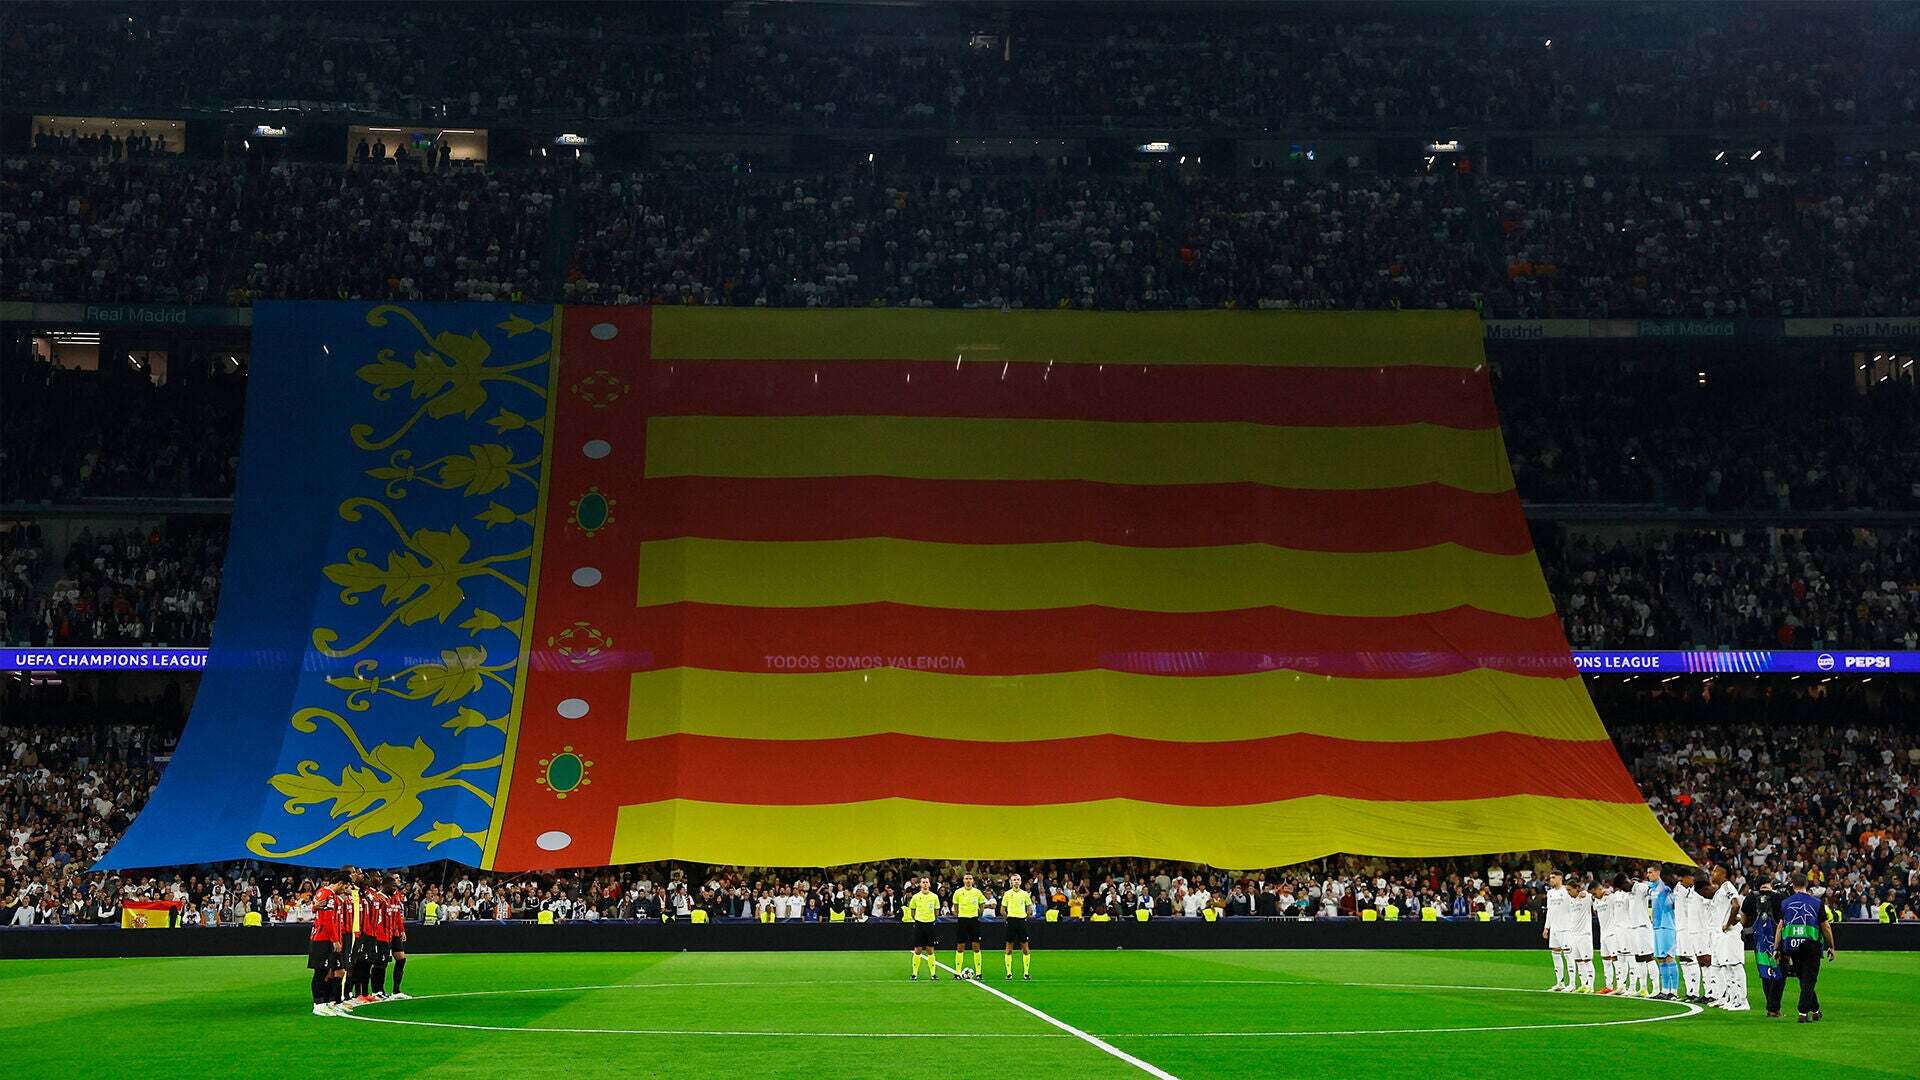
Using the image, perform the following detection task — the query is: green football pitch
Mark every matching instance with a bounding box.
[6,948,1915,1078]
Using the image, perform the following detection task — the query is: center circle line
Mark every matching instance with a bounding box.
[338,978,1703,1039]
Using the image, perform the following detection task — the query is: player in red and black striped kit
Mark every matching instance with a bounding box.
[359,880,393,1003]
[307,872,347,1016]
[385,873,412,1000]
[343,876,381,1006]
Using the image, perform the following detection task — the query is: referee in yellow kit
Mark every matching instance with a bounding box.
[952,873,986,978]
[907,876,941,981]
[1001,873,1034,980]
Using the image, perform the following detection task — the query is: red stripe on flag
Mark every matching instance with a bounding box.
[496,304,658,871]
[635,477,1533,554]
[578,731,1643,806]
[624,602,1576,677]
[640,360,1500,428]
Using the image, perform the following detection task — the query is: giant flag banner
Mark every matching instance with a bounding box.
[99,304,1687,871]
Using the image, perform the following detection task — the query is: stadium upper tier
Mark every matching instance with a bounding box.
[3,2,1916,130]
[3,158,1918,317]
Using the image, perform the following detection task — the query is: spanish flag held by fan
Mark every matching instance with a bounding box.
[120,899,179,929]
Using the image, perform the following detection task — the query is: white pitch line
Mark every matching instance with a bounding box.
[931,960,1180,1080]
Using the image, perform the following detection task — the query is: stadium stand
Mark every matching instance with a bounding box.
[1,1,1915,968]
[6,157,1919,315]
[4,3,1917,129]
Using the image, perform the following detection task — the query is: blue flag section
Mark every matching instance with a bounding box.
[96,302,555,870]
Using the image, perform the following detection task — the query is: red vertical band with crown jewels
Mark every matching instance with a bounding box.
[490,305,653,868]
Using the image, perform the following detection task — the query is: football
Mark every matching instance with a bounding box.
[960,968,974,980]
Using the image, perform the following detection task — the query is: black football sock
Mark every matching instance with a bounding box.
[392,957,405,993]
[312,970,329,1005]
[373,963,387,995]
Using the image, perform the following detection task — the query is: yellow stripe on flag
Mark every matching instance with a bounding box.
[645,417,1516,493]
[627,668,1608,744]
[636,538,1553,618]
[609,795,1688,867]
[650,308,1486,368]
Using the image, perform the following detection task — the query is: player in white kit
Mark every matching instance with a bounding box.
[1707,864,1749,1010]
[1624,872,1656,997]
[1543,873,1571,990]
[1565,876,1596,992]
[1592,877,1620,993]
[1673,871,1704,1002]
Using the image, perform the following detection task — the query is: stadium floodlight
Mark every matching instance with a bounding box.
[1750,150,1763,160]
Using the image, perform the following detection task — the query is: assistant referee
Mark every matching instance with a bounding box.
[1001,873,1034,980]
[907,876,941,981]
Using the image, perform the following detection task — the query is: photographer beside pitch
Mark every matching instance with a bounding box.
[1773,872,1837,1023]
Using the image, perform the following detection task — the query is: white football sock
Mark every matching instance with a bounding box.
[1577,960,1594,990]
[1551,951,1567,986]
[1722,965,1746,1008]
[1641,960,1658,991]
[1603,956,1617,989]
[1704,964,1721,1002]
[1681,959,1699,997]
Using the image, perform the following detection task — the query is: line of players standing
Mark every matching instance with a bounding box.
[1545,863,1836,1021]
[306,866,411,1016]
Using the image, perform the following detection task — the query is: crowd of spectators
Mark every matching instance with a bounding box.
[7,155,1920,316]
[1543,526,1920,651]
[29,127,174,161]
[0,157,555,305]
[1500,361,1920,511]
[4,682,1914,929]
[1605,679,1917,922]
[562,169,1496,312]
[1483,167,1920,320]
[0,345,244,502]
[0,524,45,648]
[0,522,226,647]
[4,3,1917,130]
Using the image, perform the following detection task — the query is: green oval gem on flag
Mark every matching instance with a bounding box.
[537,748,591,799]
[568,487,614,538]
